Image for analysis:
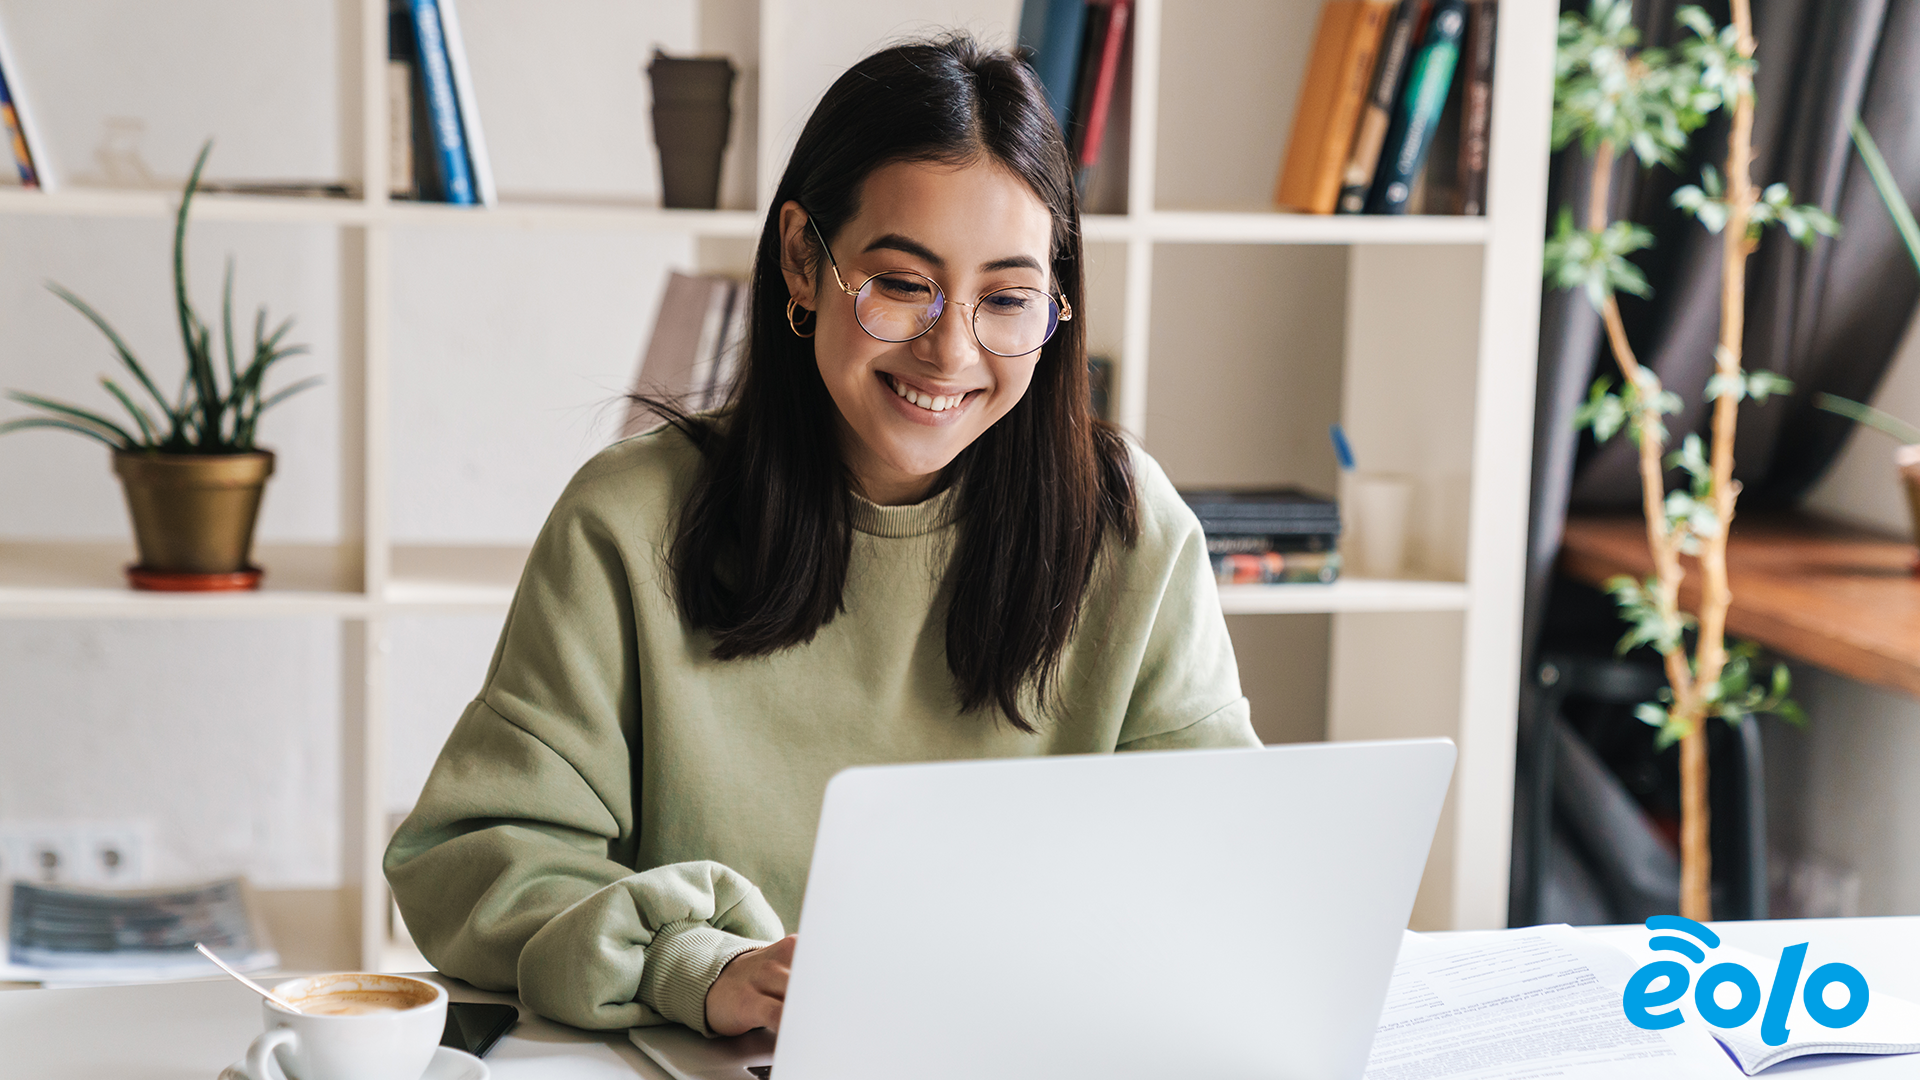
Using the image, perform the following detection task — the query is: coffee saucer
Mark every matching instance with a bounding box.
[218,1045,488,1080]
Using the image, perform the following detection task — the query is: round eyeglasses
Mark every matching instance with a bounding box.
[806,215,1072,358]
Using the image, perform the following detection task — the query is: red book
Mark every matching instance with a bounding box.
[1074,0,1132,170]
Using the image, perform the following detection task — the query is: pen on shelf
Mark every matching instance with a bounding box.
[1331,423,1356,473]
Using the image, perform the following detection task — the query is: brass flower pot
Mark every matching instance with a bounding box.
[111,450,274,582]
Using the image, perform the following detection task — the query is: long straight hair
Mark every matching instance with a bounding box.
[653,35,1138,732]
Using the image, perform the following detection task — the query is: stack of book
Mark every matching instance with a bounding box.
[1276,0,1497,216]
[620,271,749,437]
[388,0,494,205]
[1180,487,1342,586]
[1015,0,1132,212]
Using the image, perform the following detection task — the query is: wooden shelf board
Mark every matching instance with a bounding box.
[0,188,1487,245]
[383,199,764,235]
[0,187,373,225]
[1217,578,1469,614]
[1144,210,1489,245]
[0,541,367,617]
[0,187,764,235]
[385,544,529,612]
[1559,514,1920,700]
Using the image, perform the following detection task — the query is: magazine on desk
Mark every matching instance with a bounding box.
[1375,925,1920,1077]
[2,876,276,984]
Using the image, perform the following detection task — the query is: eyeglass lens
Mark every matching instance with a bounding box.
[856,271,1061,357]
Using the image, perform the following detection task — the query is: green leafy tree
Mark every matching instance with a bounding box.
[1542,0,1832,920]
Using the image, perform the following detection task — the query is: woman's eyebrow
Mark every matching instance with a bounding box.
[862,233,1044,274]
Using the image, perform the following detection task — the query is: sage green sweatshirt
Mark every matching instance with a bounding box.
[384,423,1257,1034]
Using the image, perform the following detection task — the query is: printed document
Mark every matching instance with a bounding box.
[1363,924,1735,1079]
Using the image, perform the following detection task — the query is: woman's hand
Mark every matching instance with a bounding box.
[705,935,797,1035]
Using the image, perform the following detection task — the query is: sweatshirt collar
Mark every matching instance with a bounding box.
[849,481,963,538]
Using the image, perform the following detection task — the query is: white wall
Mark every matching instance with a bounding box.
[1767,308,1920,916]
[0,619,343,888]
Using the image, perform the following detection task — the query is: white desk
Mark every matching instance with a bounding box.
[0,971,675,1080]
[5,918,1919,1078]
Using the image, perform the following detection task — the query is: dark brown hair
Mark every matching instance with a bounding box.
[650,34,1137,732]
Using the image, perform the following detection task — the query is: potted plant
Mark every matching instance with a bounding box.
[0,141,317,591]
[1812,118,1920,563]
[1543,0,1836,920]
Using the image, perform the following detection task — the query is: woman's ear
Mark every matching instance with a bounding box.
[778,201,816,310]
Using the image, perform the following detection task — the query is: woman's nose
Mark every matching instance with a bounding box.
[913,300,979,373]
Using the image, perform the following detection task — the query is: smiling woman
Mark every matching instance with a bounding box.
[788,160,1063,502]
[384,34,1260,1041]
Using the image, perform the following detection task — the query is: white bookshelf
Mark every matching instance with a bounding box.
[0,0,1554,962]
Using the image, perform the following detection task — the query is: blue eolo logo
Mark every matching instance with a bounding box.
[1622,916,1870,1046]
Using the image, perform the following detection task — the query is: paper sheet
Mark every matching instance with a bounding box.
[1364,925,1737,1079]
[1612,940,1920,1075]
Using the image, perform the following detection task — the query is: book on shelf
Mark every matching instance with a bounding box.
[397,0,490,207]
[1018,0,1090,138]
[1365,0,1468,214]
[1068,0,1130,191]
[1211,550,1341,586]
[1455,0,1497,216]
[1180,486,1341,536]
[1206,532,1338,555]
[0,10,49,190]
[1018,0,1132,213]
[1406,17,1466,215]
[1335,0,1424,214]
[434,0,496,207]
[1275,1,1393,215]
[1087,355,1113,422]
[387,5,416,198]
[1076,20,1131,215]
[621,271,746,438]
[1180,489,1342,583]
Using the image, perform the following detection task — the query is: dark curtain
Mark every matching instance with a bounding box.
[1514,0,1920,919]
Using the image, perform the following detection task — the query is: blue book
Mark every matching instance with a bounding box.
[407,0,475,205]
[0,62,33,186]
[1019,0,1089,135]
[0,23,41,188]
[1365,0,1468,214]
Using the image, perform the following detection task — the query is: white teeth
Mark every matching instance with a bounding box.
[888,375,964,413]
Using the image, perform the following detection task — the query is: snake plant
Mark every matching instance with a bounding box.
[0,140,318,453]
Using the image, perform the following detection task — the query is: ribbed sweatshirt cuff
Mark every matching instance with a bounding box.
[636,923,764,1036]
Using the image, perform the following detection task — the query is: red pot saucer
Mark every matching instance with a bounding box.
[126,565,264,592]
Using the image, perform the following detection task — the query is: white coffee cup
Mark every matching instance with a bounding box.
[241,972,447,1080]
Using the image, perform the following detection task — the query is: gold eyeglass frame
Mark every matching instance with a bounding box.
[805,214,1072,358]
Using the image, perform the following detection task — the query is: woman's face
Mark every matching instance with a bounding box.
[780,158,1057,505]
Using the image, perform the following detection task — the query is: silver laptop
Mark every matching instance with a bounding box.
[631,738,1455,1080]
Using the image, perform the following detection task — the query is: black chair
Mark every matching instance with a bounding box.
[1510,653,1767,927]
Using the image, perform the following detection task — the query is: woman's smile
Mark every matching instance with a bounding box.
[881,372,982,422]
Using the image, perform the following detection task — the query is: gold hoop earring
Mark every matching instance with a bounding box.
[786,297,817,338]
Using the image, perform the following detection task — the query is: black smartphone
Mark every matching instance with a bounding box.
[441,1001,519,1058]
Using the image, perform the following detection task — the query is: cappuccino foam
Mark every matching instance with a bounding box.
[289,989,424,1016]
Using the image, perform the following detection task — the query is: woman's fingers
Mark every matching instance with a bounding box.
[705,934,799,1035]
[755,935,797,1000]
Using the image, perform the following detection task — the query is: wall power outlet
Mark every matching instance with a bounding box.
[0,821,150,887]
